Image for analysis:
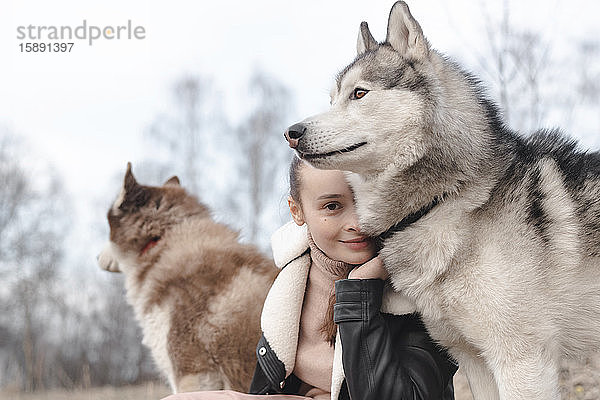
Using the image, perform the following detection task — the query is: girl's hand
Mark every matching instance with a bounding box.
[348,256,389,280]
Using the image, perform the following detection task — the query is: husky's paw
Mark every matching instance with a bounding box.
[97,243,121,272]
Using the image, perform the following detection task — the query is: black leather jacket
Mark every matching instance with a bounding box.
[249,278,457,399]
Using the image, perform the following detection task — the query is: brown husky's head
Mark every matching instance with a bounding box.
[97,162,209,274]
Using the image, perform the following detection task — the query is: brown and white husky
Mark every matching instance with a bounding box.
[97,163,278,393]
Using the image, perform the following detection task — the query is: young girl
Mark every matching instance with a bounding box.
[163,158,457,400]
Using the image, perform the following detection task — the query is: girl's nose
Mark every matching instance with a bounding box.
[345,213,360,232]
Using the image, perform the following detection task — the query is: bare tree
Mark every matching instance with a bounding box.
[144,74,226,195]
[577,41,600,104]
[0,134,160,390]
[576,40,600,146]
[141,70,294,246]
[478,0,515,123]
[232,69,294,243]
[475,0,552,133]
[467,0,600,147]
[506,30,550,132]
[0,128,70,391]
[65,273,159,387]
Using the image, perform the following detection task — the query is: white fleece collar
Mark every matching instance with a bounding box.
[263,221,416,399]
[260,222,310,378]
[271,221,308,268]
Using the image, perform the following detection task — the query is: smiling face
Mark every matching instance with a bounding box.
[288,162,377,264]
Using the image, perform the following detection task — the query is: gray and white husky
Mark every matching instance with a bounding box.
[284,2,600,399]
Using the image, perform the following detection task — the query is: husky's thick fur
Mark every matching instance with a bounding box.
[97,164,277,393]
[285,2,600,399]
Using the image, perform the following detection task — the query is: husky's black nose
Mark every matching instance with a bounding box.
[284,123,306,149]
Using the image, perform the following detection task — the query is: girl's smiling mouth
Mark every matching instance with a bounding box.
[341,237,368,243]
[340,237,371,250]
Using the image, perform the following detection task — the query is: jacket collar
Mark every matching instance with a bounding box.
[271,221,308,268]
[261,222,310,379]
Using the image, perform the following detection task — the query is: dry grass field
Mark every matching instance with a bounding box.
[2,356,598,400]
[0,382,170,400]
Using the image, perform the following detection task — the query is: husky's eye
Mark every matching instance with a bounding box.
[351,88,369,100]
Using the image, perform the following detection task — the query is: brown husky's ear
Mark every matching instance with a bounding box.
[385,1,429,60]
[357,21,377,55]
[123,162,138,193]
[163,176,180,187]
[118,162,150,210]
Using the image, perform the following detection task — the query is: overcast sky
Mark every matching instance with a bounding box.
[1,0,598,261]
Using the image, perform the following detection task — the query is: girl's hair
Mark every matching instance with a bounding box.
[289,155,303,202]
[321,287,343,346]
[289,155,342,346]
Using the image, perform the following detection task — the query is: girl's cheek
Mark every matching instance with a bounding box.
[316,218,336,239]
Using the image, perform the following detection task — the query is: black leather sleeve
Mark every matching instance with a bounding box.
[334,279,457,400]
[248,335,302,395]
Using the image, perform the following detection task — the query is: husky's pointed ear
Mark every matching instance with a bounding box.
[114,162,150,211]
[385,1,429,59]
[123,162,138,192]
[164,176,180,187]
[357,21,377,55]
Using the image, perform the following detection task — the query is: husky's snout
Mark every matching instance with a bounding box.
[97,242,121,273]
[284,123,305,149]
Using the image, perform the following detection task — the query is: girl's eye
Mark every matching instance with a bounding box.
[351,88,369,100]
[325,202,341,211]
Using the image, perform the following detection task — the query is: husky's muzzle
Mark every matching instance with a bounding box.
[284,123,306,149]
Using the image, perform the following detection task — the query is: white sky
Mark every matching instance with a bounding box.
[1,0,598,262]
